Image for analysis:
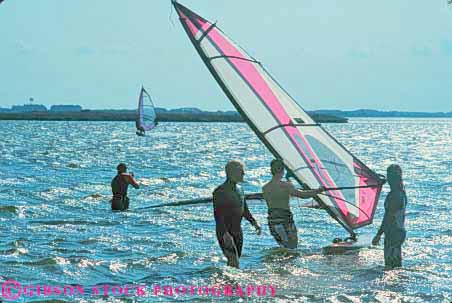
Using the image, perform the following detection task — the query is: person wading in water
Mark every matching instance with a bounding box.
[372,164,407,269]
[111,163,139,211]
[212,160,261,268]
[262,159,325,249]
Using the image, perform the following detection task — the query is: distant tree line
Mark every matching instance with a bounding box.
[0,110,348,123]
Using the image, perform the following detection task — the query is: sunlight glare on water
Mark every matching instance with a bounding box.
[0,118,451,302]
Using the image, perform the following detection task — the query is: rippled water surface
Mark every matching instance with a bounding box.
[0,119,451,302]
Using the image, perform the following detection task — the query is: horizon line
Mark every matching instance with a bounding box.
[0,104,451,114]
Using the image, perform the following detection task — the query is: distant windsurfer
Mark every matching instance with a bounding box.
[136,120,145,136]
[213,160,261,268]
[136,122,158,136]
[111,163,140,211]
[372,164,407,269]
[262,159,325,249]
[136,86,158,136]
[136,129,145,137]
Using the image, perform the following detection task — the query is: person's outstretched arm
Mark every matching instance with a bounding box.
[125,173,140,189]
[289,182,324,199]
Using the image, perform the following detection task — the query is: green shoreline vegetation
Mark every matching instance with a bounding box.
[1,107,450,123]
[0,109,348,123]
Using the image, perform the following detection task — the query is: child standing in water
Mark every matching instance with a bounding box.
[372,164,407,269]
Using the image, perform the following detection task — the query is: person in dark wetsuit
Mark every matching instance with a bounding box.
[212,160,261,268]
[372,164,407,269]
[111,163,140,211]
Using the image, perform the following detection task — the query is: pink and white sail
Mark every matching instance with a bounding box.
[173,1,384,235]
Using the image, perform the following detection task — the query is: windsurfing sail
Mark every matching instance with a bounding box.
[136,86,157,133]
[173,1,385,236]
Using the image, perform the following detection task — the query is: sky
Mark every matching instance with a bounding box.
[0,0,451,112]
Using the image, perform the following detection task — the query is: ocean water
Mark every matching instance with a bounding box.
[0,118,451,303]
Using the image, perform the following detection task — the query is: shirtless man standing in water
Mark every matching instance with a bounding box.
[212,160,261,268]
[262,159,325,249]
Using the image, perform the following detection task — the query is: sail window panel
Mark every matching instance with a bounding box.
[299,125,381,224]
[301,126,355,171]
[306,134,359,217]
[298,126,357,188]
[267,126,349,221]
[297,126,360,217]
[284,125,354,225]
[296,126,380,225]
